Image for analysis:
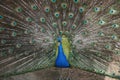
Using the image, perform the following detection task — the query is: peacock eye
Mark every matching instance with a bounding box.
[31,4,38,10]
[65,31,69,34]
[1,51,7,57]
[52,22,57,28]
[98,20,106,25]
[11,32,17,37]
[111,34,118,40]
[15,7,22,12]
[59,31,63,35]
[62,21,67,26]
[41,28,46,33]
[8,47,14,53]
[0,15,3,19]
[90,42,96,47]
[54,12,60,18]
[61,3,67,9]
[71,24,76,29]
[24,30,30,34]
[26,17,32,22]
[73,0,79,3]
[16,43,22,48]
[105,44,112,50]
[29,39,35,44]
[82,20,88,25]
[1,39,6,44]
[81,31,88,36]
[40,17,46,23]
[109,9,116,15]
[94,7,100,12]
[79,7,85,13]
[112,24,119,28]
[45,39,50,43]
[44,6,50,13]
[98,31,104,36]
[68,12,74,18]
[77,40,82,44]
[115,50,120,55]
[51,0,56,3]
[11,21,17,26]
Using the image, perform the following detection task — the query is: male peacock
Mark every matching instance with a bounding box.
[0,0,120,80]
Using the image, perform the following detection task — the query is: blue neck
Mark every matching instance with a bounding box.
[55,42,70,68]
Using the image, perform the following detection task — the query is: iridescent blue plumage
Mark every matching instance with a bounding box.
[55,37,70,68]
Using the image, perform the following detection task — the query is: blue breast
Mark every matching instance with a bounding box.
[55,42,70,68]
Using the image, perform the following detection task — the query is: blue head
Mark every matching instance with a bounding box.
[57,37,62,43]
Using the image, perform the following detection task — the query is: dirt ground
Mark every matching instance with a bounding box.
[0,67,114,80]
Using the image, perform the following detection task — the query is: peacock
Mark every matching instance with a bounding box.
[0,0,120,80]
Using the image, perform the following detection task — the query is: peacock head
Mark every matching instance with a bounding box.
[57,36,62,42]
[57,34,67,43]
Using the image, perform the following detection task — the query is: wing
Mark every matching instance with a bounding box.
[69,0,120,79]
[0,0,56,77]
